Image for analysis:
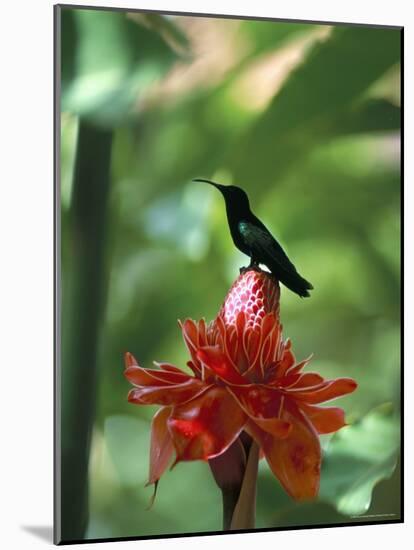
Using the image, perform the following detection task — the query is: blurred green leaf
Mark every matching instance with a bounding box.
[269,501,348,528]
[239,20,318,56]
[230,26,401,182]
[104,415,150,487]
[61,8,182,126]
[320,405,400,515]
[129,12,192,59]
[334,98,400,135]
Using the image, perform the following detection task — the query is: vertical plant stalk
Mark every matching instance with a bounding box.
[213,436,259,531]
[60,119,113,541]
[230,441,259,530]
[222,487,241,531]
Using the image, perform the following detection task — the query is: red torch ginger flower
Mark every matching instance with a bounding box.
[125,269,357,500]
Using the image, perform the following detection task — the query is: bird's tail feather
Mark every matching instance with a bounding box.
[271,264,313,298]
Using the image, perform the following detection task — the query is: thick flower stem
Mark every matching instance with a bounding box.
[230,441,259,530]
[221,487,241,531]
[209,437,248,531]
[218,439,259,531]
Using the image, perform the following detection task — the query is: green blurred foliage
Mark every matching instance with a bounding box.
[60,7,401,540]
[320,405,400,515]
[61,9,184,126]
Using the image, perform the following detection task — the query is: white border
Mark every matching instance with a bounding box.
[1,1,411,549]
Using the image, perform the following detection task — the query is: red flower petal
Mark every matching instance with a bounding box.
[180,319,201,366]
[128,379,208,406]
[124,365,191,387]
[215,316,239,372]
[259,316,279,376]
[245,328,261,371]
[186,360,202,378]
[153,362,188,374]
[187,361,201,378]
[228,386,291,438]
[168,387,246,461]
[197,319,208,346]
[299,403,347,434]
[244,313,281,380]
[285,355,313,377]
[227,325,239,367]
[230,385,282,418]
[218,269,280,325]
[291,378,357,404]
[124,351,138,368]
[273,373,302,388]
[197,346,247,385]
[147,406,174,485]
[251,417,292,438]
[234,311,254,373]
[276,345,296,378]
[247,404,321,500]
[286,372,325,390]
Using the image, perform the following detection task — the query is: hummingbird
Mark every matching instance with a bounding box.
[194,178,313,298]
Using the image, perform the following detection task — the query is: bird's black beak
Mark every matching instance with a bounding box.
[192,178,226,193]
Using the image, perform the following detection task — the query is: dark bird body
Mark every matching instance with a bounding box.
[194,178,313,298]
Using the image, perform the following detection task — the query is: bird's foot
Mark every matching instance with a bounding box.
[239,263,261,275]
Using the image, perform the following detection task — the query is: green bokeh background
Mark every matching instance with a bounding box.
[59,6,401,542]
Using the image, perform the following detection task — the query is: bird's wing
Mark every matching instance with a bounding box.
[239,221,300,277]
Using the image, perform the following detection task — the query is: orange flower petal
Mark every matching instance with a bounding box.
[247,404,321,500]
[251,417,292,438]
[227,325,238,354]
[261,313,278,342]
[286,372,325,390]
[292,378,357,404]
[168,387,246,461]
[246,328,261,369]
[245,313,281,379]
[153,362,188,374]
[285,355,313,377]
[273,372,302,388]
[235,312,249,370]
[215,317,238,371]
[229,385,282,418]
[277,346,296,378]
[197,346,247,385]
[147,406,174,485]
[268,318,282,364]
[260,317,279,375]
[124,365,191,387]
[180,319,201,365]
[186,360,202,377]
[228,386,291,438]
[197,319,208,346]
[124,351,138,368]
[299,403,347,434]
[128,379,208,406]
